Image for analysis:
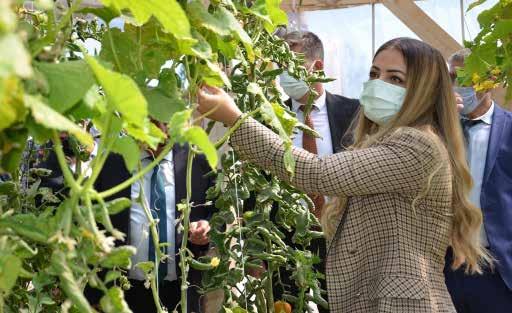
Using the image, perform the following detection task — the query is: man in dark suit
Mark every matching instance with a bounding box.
[93,144,214,313]
[275,31,359,312]
[444,49,512,312]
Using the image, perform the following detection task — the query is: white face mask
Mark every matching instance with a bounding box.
[360,79,406,125]
[454,86,484,116]
[279,71,309,100]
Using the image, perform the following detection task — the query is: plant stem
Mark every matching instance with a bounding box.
[136,168,165,313]
[264,237,275,313]
[179,150,195,313]
[51,132,80,193]
[214,108,261,149]
[107,25,123,72]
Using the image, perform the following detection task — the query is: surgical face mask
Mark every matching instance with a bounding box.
[279,71,309,100]
[454,86,484,116]
[360,79,406,125]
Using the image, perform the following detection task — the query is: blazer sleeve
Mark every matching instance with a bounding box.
[230,117,442,197]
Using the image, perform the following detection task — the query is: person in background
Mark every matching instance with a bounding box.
[87,121,215,313]
[444,48,512,313]
[272,30,359,311]
[197,37,491,313]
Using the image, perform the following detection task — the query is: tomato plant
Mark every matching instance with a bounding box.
[0,0,327,312]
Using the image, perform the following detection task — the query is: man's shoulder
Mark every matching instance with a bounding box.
[325,91,359,107]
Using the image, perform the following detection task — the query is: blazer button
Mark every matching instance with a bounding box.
[355,292,361,297]
[349,248,358,255]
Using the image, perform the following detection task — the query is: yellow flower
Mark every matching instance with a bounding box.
[474,80,499,92]
[491,68,501,76]
[210,257,220,268]
[472,73,481,84]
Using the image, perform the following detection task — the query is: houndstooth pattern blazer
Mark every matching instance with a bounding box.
[231,118,457,313]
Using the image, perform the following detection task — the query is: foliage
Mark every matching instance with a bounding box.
[460,0,512,99]
[0,0,327,312]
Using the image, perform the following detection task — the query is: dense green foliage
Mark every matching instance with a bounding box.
[0,0,328,312]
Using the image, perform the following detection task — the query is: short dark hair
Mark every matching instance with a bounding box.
[283,31,324,62]
[448,48,471,65]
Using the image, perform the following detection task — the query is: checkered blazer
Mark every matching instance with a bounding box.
[231,118,456,313]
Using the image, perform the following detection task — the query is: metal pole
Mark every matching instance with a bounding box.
[372,1,376,55]
[460,0,465,42]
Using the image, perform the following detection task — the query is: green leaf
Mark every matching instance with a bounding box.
[0,77,27,131]
[105,271,122,284]
[124,121,166,150]
[186,0,231,37]
[135,261,154,275]
[0,254,21,294]
[168,109,193,140]
[79,7,120,23]
[106,198,132,215]
[0,34,32,78]
[86,56,147,128]
[199,60,231,88]
[144,87,186,123]
[35,60,95,113]
[99,0,193,42]
[271,102,296,136]
[184,126,218,169]
[111,136,140,172]
[24,95,93,147]
[100,286,133,313]
[0,213,51,243]
[467,0,488,12]
[101,246,136,269]
[213,7,254,62]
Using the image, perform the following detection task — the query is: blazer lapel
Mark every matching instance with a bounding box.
[173,144,188,218]
[326,92,342,152]
[483,105,506,184]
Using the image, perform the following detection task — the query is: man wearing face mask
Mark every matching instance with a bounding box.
[444,48,512,313]
[275,31,359,312]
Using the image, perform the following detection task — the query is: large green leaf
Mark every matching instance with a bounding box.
[184,126,218,169]
[213,8,254,62]
[101,246,136,269]
[100,287,133,313]
[0,77,26,131]
[24,95,93,147]
[249,0,288,33]
[100,24,171,79]
[86,56,147,128]
[111,136,140,172]
[0,34,32,78]
[186,0,230,37]
[143,68,186,122]
[0,254,21,294]
[35,60,95,113]
[99,0,193,41]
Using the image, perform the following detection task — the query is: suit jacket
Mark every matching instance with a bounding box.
[480,105,512,290]
[94,143,215,260]
[285,91,360,152]
[91,144,215,310]
[231,118,456,313]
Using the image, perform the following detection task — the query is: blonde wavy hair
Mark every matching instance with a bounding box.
[321,38,491,274]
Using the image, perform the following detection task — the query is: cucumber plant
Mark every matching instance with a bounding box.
[0,0,328,312]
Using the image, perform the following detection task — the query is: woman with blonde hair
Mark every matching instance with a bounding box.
[197,37,490,312]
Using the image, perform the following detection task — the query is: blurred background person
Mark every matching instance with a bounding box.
[445,48,512,313]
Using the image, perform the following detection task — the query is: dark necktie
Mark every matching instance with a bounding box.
[299,105,325,219]
[461,119,483,143]
[148,164,168,284]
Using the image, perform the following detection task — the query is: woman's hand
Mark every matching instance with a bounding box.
[197,85,242,127]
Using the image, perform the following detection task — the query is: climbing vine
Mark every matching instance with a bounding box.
[0,0,327,312]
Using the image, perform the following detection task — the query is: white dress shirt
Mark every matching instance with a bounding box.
[291,92,334,157]
[464,102,494,247]
[129,150,177,281]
